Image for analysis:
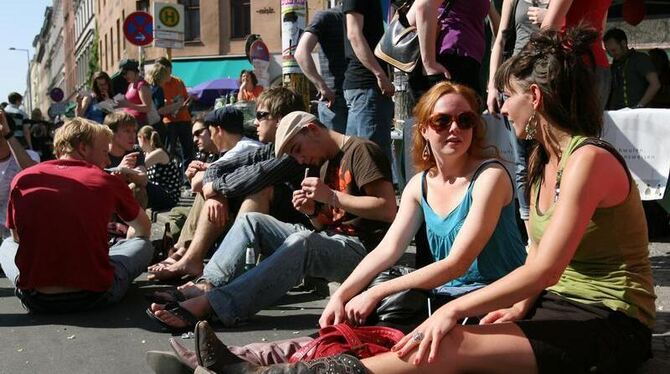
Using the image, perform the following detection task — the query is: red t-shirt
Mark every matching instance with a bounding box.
[565,0,612,68]
[6,159,140,292]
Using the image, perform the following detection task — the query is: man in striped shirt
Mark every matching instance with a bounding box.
[147,87,309,281]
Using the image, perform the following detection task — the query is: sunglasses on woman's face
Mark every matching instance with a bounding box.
[427,111,479,132]
[256,111,271,121]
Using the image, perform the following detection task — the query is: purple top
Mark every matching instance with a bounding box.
[438,0,489,63]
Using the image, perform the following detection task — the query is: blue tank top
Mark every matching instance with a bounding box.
[421,160,527,288]
[84,96,106,124]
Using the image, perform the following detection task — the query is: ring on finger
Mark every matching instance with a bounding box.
[412,331,424,343]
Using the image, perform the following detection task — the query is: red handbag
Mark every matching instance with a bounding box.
[288,323,405,363]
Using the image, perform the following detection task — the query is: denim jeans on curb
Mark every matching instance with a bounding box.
[317,94,348,135]
[344,88,394,163]
[203,212,367,326]
[0,237,153,311]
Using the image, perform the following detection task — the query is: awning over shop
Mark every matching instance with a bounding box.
[172,57,253,88]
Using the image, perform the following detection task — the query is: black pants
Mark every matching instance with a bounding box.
[165,121,194,167]
[407,54,482,106]
[147,183,178,211]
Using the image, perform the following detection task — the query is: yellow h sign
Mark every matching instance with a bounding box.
[159,6,180,28]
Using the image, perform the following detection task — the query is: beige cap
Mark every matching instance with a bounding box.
[274,111,318,157]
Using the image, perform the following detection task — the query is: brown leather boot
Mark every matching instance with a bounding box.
[194,321,367,374]
[194,354,367,374]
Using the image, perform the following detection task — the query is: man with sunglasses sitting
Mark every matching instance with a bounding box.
[148,87,309,281]
[147,110,397,330]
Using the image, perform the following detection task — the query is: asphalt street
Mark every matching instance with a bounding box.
[0,241,668,373]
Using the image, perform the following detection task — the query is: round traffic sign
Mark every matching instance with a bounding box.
[49,87,64,102]
[159,6,180,28]
[123,11,154,47]
[249,39,270,62]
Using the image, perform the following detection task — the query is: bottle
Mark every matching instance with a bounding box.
[244,243,256,272]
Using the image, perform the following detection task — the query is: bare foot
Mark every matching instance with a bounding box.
[177,280,214,299]
[150,297,211,329]
[148,246,187,271]
[147,256,204,281]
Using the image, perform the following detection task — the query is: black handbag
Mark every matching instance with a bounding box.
[374,1,453,73]
[365,266,430,326]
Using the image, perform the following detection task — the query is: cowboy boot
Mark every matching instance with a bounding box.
[195,321,367,374]
[195,354,367,374]
[254,354,367,374]
[145,350,195,374]
[196,321,252,372]
[170,337,198,370]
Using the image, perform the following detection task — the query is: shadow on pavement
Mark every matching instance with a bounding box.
[651,252,670,287]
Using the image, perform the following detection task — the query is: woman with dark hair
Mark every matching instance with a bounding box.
[75,71,113,123]
[237,70,264,102]
[187,26,656,374]
[137,125,181,210]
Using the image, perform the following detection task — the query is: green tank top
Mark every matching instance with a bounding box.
[530,136,656,328]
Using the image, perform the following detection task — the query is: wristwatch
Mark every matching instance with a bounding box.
[3,129,14,140]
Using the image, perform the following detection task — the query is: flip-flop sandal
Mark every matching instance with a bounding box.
[144,288,187,304]
[146,302,200,334]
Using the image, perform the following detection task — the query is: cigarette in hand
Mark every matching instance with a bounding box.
[304,168,309,180]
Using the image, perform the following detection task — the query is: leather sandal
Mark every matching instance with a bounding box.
[145,288,187,304]
[146,302,200,333]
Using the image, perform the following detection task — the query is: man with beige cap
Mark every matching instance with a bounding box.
[147,111,397,330]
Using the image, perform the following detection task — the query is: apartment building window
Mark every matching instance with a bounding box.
[122,10,126,49]
[116,19,120,60]
[104,33,108,71]
[110,27,114,63]
[179,0,200,41]
[230,0,250,39]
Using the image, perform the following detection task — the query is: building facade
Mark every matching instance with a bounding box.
[95,0,328,87]
[74,0,98,95]
[31,6,54,117]
[27,0,334,114]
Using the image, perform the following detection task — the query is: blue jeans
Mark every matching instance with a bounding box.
[203,212,367,326]
[0,237,153,312]
[344,88,394,163]
[508,125,532,221]
[317,94,348,135]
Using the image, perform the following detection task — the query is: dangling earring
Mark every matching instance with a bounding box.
[422,143,431,160]
[525,110,538,140]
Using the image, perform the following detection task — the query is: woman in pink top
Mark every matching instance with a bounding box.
[117,59,153,125]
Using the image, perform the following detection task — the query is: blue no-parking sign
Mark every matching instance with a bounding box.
[123,11,154,47]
